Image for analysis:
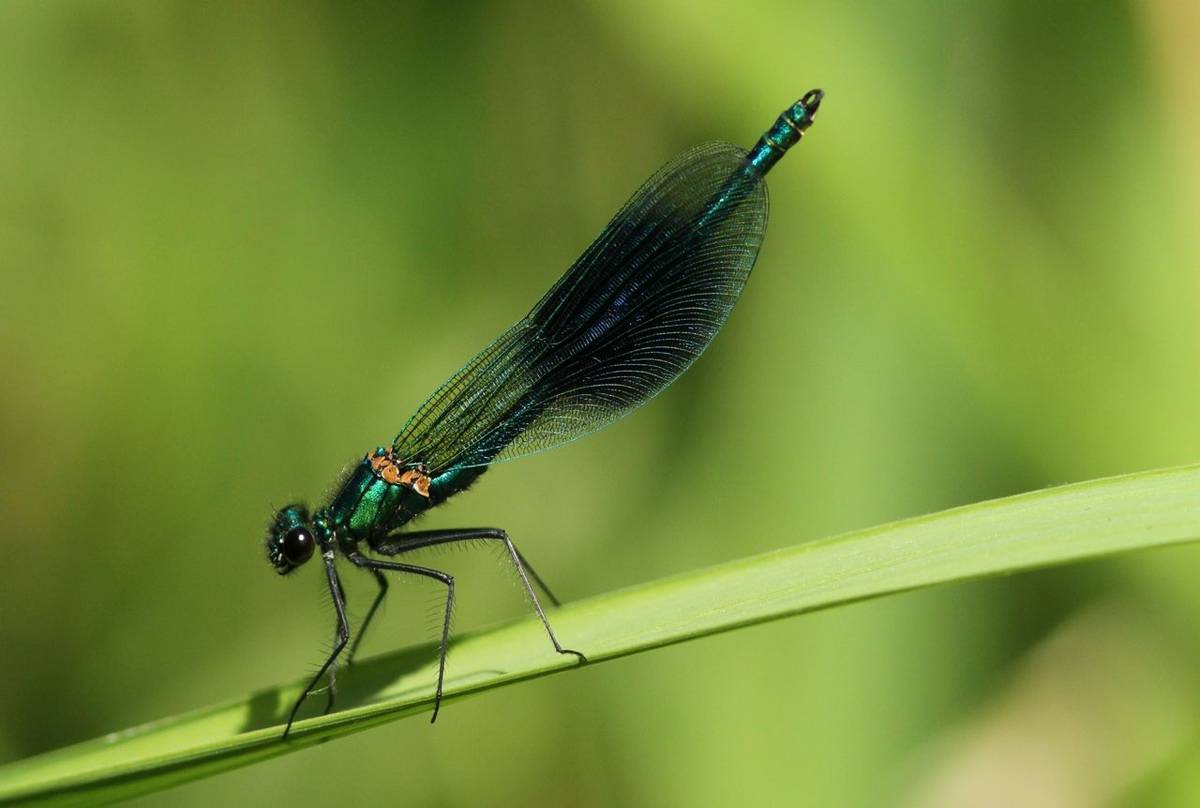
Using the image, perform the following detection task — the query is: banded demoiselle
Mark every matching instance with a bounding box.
[267,90,825,737]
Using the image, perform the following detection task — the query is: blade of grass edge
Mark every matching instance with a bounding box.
[3,463,1200,806]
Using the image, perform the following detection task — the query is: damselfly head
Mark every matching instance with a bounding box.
[266,503,316,575]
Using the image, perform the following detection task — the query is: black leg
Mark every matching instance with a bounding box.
[371,527,586,664]
[346,567,388,667]
[347,552,455,722]
[323,625,339,716]
[283,552,350,740]
[322,576,351,715]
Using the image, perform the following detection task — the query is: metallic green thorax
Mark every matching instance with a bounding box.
[324,458,413,539]
[316,449,486,546]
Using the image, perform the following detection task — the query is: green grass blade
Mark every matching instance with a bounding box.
[3,464,1200,806]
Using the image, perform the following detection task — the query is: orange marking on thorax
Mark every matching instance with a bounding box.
[369,450,432,498]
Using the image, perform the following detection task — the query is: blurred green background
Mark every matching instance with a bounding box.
[3,1,1200,805]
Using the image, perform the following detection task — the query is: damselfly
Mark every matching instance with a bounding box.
[267,90,824,737]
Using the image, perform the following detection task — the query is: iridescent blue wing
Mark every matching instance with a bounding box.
[392,141,768,475]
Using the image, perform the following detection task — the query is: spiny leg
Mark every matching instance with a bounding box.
[376,527,563,605]
[372,527,586,664]
[284,553,350,740]
[322,578,353,713]
[347,552,456,722]
[346,567,388,667]
[323,623,339,715]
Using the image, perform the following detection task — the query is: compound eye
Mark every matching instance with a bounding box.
[282,526,315,566]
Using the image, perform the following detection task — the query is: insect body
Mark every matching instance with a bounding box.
[266,89,825,738]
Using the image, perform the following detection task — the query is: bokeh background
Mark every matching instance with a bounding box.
[3,2,1200,805]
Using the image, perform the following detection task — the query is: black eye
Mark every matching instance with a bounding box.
[282,527,315,565]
